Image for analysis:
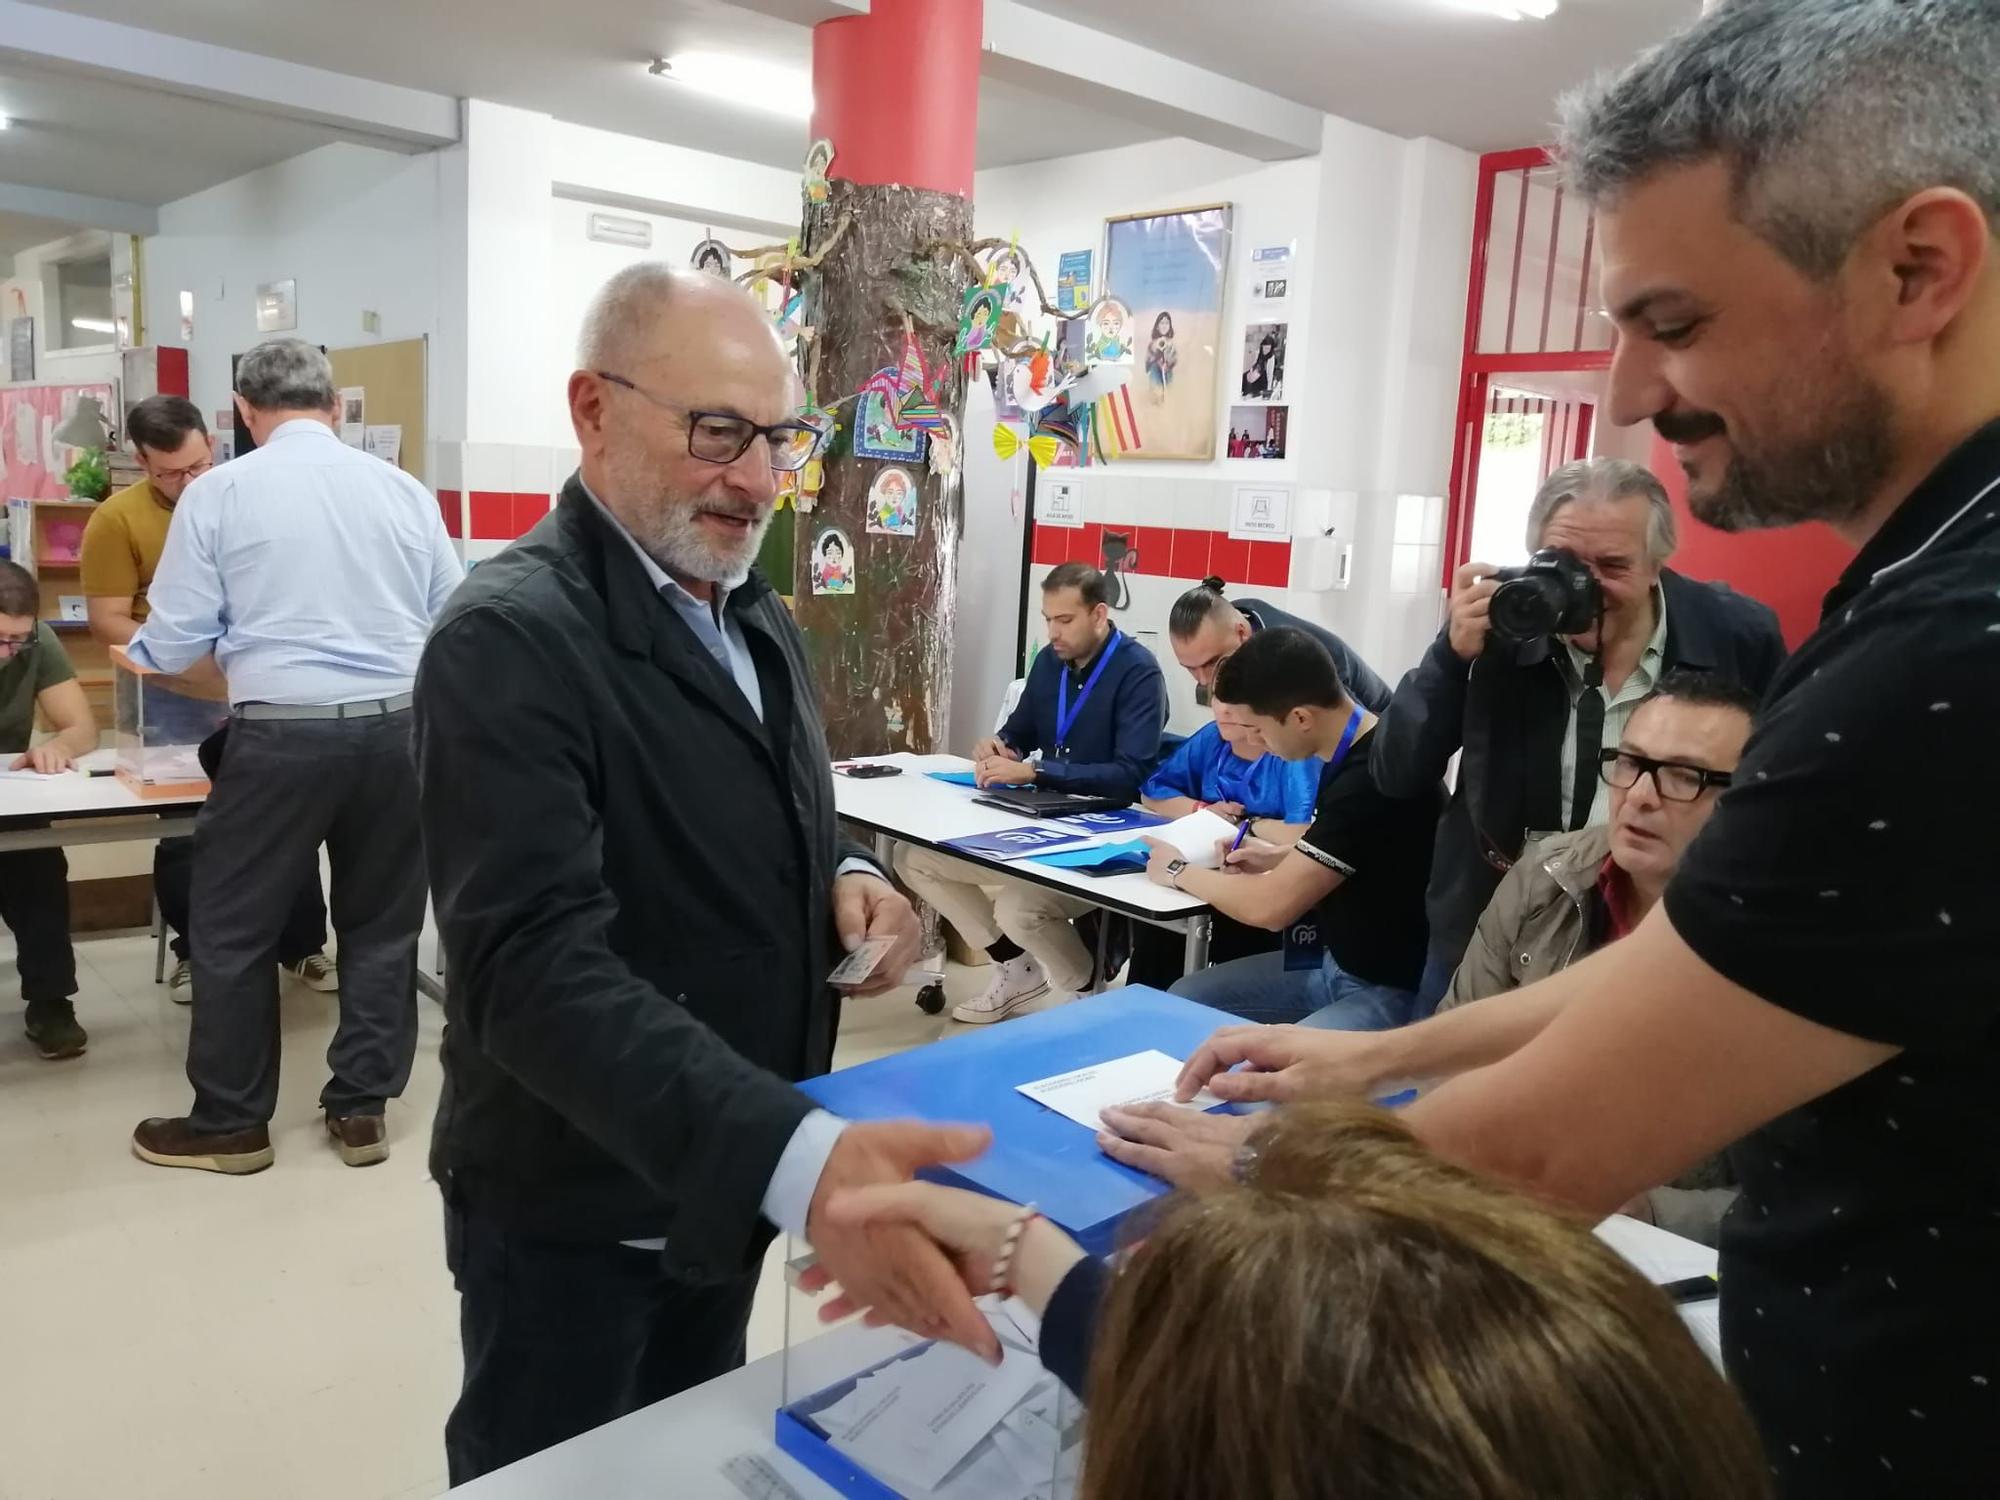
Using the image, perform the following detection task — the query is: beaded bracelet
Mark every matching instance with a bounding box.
[988,1203,1043,1296]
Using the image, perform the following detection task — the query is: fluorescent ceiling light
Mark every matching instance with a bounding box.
[1466,0,1558,17]
[0,115,11,130]
[70,317,116,334]
[648,53,812,120]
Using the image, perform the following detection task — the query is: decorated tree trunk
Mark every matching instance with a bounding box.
[793,180,973,759]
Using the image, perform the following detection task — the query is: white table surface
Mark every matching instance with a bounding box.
[450,1216,1720,1497]
[0,749,204,833]
[832,754,1209,925]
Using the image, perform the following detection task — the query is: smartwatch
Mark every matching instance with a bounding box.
[1164,857,1189,889]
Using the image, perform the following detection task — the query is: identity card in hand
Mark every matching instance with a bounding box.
[1016,1049,1227,1130]
[828,936,898,988]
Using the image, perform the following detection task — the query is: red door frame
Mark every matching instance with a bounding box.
[1443,147,1614,586]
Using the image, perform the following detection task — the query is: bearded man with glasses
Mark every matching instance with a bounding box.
[415,263,996,1482]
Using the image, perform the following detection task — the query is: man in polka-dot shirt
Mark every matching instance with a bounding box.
[1146,3,2000,1493]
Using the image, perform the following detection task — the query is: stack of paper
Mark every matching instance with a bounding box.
[1016,1050,1227,1129]
[813,1303,1079,1498]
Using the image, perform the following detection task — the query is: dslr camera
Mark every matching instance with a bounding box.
[1488,547,1602,644]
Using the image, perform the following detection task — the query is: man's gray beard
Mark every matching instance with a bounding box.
[604,450,771,587]
[1689,373,1894,534]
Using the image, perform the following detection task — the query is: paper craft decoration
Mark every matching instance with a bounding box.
[926,414,960,481]
[955,285,1004,362]
[1103,204,1234,460]
[1084,298,1131,365]
[853,367,929,464]
[993,423,1061,471]
[1091,383,1144,463]
[810,527,855,595]
[691,238,731,277]
[866,467,919,537]
[804,139,835,204]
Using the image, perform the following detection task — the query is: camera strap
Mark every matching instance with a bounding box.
[1568,654,1605,831]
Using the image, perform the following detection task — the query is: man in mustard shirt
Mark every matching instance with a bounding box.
[81,396,337,1003]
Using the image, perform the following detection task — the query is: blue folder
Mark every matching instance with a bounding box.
[923,769,980,786]
[801,987,1245,1256]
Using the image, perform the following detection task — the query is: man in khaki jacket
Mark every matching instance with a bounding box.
[1442,669,1756,1243]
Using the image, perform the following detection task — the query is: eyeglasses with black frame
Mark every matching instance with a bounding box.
[593,371,826,472]
[0,631,40,657]
[1598,747,1733,802]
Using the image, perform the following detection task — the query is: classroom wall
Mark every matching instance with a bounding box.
[141,143,445,429]
[2,229,128,393]
[966,126,1477,739]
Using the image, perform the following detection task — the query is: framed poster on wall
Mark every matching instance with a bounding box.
[1101,203,1234,461]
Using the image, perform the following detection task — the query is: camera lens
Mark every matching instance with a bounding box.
[1489,575,1567,643]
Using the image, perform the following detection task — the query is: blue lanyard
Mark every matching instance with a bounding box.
[1056,630,1122,752]
[1324,705,1365,775]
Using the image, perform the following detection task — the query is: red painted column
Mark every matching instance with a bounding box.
[811,0,982,198]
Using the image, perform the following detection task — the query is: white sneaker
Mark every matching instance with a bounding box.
[951,955,1049,1025]
[168,959,194,1006]
[283,952,339,992]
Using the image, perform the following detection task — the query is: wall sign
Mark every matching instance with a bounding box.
[1230,484,1294,540]
[1040,476,1084,528]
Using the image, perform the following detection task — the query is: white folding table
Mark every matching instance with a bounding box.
[831,753,1215,974]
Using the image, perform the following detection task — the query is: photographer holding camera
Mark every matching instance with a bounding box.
[1373,459,1785,1012]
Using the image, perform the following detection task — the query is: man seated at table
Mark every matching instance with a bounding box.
[1123,681,1323,992]
[1440,669,1753,1244]
[1150,627,1440,1032]
[0,559,100,1060]
[895,563,1167,1025]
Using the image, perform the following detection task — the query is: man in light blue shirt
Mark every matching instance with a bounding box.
[128,337,462,1178]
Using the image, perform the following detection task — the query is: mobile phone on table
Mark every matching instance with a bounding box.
[835,763,903,779]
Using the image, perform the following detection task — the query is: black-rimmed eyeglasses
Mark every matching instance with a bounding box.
[0,633,39,657]
[594,372,826,473]
[1598,748,1733,802]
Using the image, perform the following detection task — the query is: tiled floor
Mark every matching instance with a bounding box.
[0,926,996,1500]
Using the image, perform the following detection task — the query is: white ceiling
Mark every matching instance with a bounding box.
[1021,0,1701,153]
[0,59,345,203]
[0,0,1696,267]
[0,206,73,263]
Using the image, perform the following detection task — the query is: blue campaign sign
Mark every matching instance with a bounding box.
[940,824,1091,863]
[1049,806,1169,835]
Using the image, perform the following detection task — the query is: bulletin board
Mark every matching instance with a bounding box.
[327,338,428,485]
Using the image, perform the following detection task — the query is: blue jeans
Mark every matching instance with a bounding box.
[1170,951,1422,1032]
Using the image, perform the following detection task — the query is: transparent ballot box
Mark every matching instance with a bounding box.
[110,646,229,796]
[775,1239,1083,1500]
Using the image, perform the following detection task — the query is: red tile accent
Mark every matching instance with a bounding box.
[1032,524,1065,567]
[1069,522,1104,567]
[514,493,551,536]
[437,489,463,539]
[1249,541,1292,589]
[1210,535,1251,586]
[1132,526,1174,578]
[468,490,512,541]
[1170,528,1212,580]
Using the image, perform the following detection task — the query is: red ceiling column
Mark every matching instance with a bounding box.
[811,0,982,198]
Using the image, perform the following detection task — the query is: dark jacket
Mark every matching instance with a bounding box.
[1235,596,1393,714]
[1373,568,1785,973]
[415,479,867,1279]
[998,626,1167,801]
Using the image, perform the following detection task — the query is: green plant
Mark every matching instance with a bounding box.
[63,447,111,501]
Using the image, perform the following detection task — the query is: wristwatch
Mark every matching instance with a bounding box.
[1163,857,1189,889]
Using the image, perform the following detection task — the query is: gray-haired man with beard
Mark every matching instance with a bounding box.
[414,265,999,1481]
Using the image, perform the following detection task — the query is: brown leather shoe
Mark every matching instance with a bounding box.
[132,1117,274,1175]
[326,1112,389,1167]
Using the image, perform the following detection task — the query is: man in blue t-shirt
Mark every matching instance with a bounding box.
[896,564,1166,1026]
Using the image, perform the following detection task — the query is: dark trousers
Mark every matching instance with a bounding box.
[0,846,78,1006]
[443,1203,760,1485]
[155,723,331,965]
[186,711,424,1132]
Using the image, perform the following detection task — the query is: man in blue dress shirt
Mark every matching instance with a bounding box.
[125,339,463,1176]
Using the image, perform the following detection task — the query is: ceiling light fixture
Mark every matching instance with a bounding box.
[1468,0,1558,18]
[647,54,813,120]
[0,115,11,130]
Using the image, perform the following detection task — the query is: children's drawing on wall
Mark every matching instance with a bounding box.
[1101,204,1233,459]
[866,467,919,537]
[811,527,855,595]
[1085,298,1132,364]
